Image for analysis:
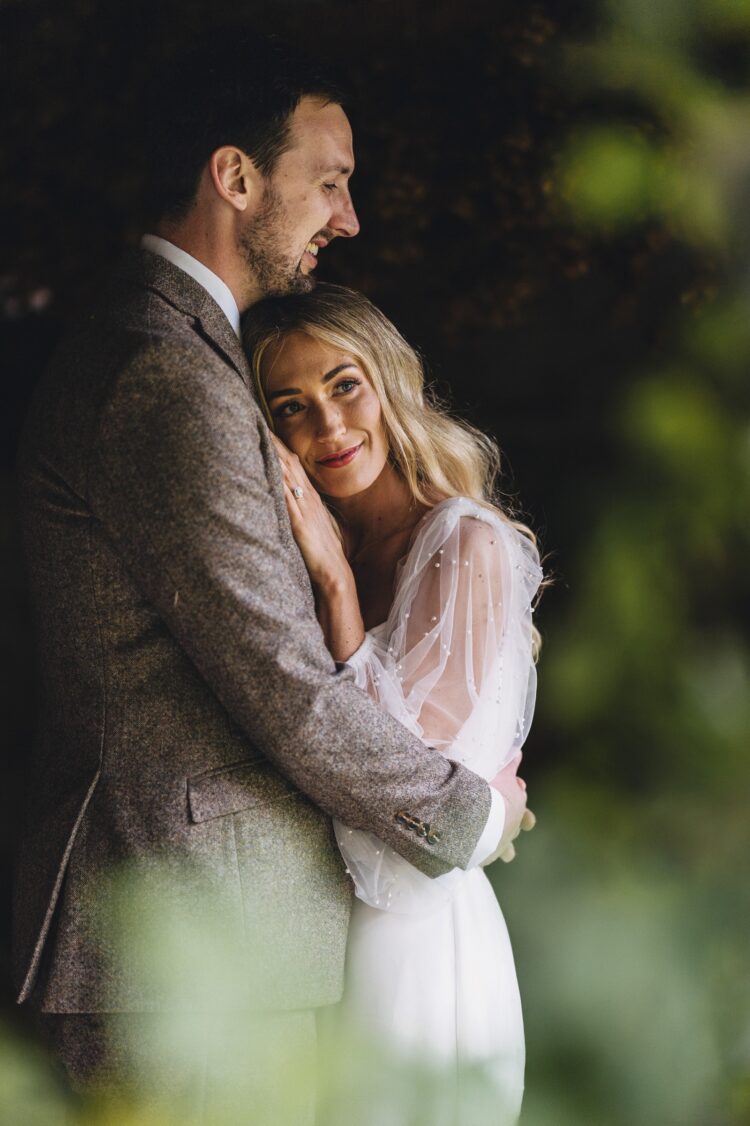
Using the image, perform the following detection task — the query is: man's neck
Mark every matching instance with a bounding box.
[142,232,242,338]
[155,218,255,312]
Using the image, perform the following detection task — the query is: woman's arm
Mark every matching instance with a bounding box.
[314,569,366,663]
[271,435,365,661]
[331,501,539,909]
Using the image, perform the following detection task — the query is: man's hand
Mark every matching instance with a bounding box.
[481,755,536,866]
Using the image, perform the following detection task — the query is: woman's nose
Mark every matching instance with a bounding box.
[313,400,346,438]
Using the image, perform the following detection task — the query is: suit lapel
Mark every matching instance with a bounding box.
[194,301,252,388]
[119,248,313,599]
[127,248,252,388]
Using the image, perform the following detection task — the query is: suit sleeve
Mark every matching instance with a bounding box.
[88,342,492,877]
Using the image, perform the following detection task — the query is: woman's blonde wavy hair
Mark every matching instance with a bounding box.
[242,283,544,658]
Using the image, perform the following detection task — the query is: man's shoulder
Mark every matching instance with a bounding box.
[72,256,203,349]
[26,258,253,460]
[53,259,232,388]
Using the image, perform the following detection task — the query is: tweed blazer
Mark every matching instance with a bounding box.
[13,249,492,1014]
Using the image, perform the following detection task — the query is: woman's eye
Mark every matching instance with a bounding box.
[275,400,303,419]
[323,182,338,192]
[335,378,360,394]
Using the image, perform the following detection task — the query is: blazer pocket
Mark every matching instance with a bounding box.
[187,757,302,823]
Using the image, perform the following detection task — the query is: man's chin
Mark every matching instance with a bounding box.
[264,273,315,299]
[293,272,316,294]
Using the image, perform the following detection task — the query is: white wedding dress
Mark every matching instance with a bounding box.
[333,496,543,1125]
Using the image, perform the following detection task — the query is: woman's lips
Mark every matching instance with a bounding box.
[316,443,362,469]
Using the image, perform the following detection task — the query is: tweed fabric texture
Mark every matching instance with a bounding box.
[14,249,492,1015]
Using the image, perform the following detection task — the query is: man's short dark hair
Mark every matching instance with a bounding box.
[144,35,345,222]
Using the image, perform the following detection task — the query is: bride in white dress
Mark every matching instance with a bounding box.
[243,285,543,1124]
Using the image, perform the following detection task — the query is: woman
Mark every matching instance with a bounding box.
[242,284,543,1123]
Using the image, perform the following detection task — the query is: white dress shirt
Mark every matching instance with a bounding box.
[140,234,241,339]
[467,787,505,867]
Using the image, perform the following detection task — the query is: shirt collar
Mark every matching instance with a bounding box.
[140,234,241,339]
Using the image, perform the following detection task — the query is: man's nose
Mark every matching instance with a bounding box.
[332,188,360,238]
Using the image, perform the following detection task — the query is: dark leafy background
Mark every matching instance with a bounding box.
[2,1,748,1122]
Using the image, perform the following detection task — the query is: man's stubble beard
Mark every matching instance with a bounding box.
[238,181,315,299]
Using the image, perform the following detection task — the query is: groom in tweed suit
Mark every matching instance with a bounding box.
[14,35,518,1114]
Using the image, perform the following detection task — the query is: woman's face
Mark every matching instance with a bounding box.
[260,330,390,498]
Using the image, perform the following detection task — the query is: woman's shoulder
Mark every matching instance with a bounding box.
[416,495,516,547]
[405,495,542,587]
[387,494,542,630]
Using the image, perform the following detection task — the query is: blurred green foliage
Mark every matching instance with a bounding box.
[506,1,750,1122]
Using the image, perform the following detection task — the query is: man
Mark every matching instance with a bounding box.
[14,34,528,1119]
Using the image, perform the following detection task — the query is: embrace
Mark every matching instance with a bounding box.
[14,33,543,1126]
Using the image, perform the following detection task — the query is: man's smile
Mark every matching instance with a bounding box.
[301,235,332,270]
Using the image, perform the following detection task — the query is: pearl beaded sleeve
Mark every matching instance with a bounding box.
[334,496,543,914]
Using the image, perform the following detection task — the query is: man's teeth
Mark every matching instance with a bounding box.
[306,242,319,256]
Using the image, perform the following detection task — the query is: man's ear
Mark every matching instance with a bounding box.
[208,146,262,213]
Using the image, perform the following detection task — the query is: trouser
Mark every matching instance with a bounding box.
[36,1008,318,1125]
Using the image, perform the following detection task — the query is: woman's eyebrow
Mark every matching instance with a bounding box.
[266,363,358,402]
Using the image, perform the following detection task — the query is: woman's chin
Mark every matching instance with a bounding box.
[315,475,375,501]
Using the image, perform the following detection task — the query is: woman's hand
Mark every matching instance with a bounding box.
[482,754,536,865]
[271,434,350,591]
[271,435,365,661]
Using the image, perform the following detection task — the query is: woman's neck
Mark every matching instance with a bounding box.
[330,463,424,559]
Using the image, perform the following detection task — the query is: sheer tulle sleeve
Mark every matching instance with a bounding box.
[333,496,543,914]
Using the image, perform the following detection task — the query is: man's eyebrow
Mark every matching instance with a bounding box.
[266,363,358,403]
[316,164,353,177]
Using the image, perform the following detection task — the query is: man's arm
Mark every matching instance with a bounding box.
[89,341,494,877]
